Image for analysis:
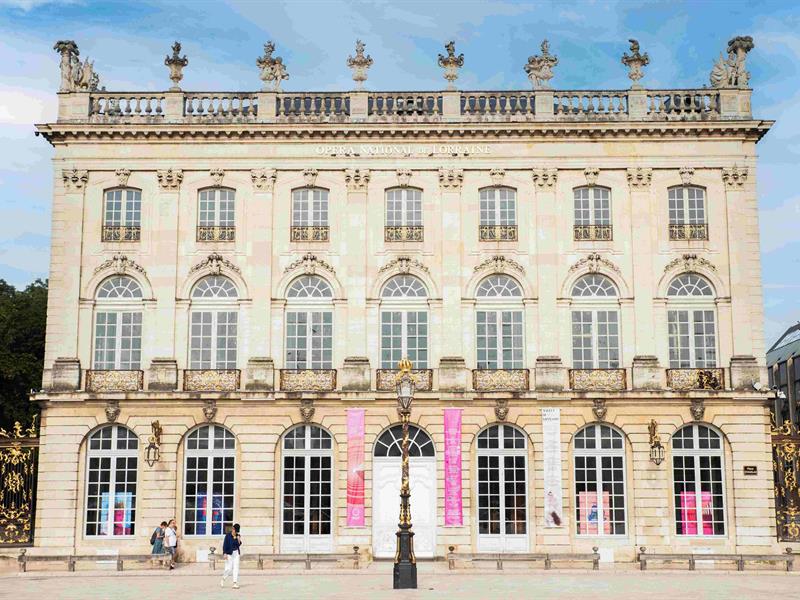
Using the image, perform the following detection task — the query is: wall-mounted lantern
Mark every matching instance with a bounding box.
[648,419,665,466]
[145,420,162,467]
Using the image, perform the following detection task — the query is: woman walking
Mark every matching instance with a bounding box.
[150,521,167,558]
[220,523,242,589]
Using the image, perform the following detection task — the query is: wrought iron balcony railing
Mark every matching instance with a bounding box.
[101,225,141,242]
[479,225,518,242]
[291,226,330,242]
[574,224,613,241]
[376,369,433,392]
[384,226,424,242]
[280,369,337,392]
[183,369,240,391]
[669,223,708,241]
[570,368,626,391]
[85,369,144,392]
[666,368,724,391]
[473,369,529,392]
[197,226,235,242]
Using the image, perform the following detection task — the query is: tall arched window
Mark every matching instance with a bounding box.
[475,275,524,369]
[672,424,726,536]
[668,186,708,240]
[184,424,236,536]
[285,275,333,369]
[103,187,141,242]
[385,188,423,241]
[479,187,517,241]
[281,425,333,553]
[476,424,528,552]
[380,275,428,369]
[198,187,236,241]
[573,186,612,241]
[667,273,716,368]
[571,274,620,369]
[85,424,138,537]
[292,188,330,241]
[189,276,238,369]
[93,276,143,370]
[573,424,626,535]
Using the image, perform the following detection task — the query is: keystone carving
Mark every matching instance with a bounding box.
[164,41,188,91]
[396,169,413,187]
[344,169,370,191]
[626,168,652,189]
[94,253,146,276]
[664,253,717,274]
[621,39,649,89]
[346,40,373,91]
[569,252,621,275]
[189,252,240,276]
[302,168,318,188]
[378,256,429,275]
[722,166,748,189]
[592,398,607,421]
[284,253,336,276]
[300,399,315,423]
[438,169,464,190]
[105,400,120,423]
[584,168,600,187]
[690,397,705,421]
[474,255,525,275]
[157,168,183,191]
[62,168,88,191]
[495,399,509,422]
[438,41,464,91]
[710,36,753,89]
[115,168,131,187]
[489,169,505,186]
[524,40,558,90]
[679,167,694,186]
[203,399,218,422]
[532,168,558,189]
[251,168,276,192]
[210,169,225,186]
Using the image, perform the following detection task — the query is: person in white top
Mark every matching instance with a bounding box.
[164,518,178,569]
[221,523,242,589]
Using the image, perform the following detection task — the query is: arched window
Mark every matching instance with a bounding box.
[573,424,626,535]
[281,425,333,553]
[385,188,423,241]
[183,424,236,536]
[476,424,528,552]
[93,276,143,370]
[479,187,517,241]
[475,275,524,369]
[85,424,138,537]
[374,424,435,457]
[103,187,141,242]
[285,275,333,369]
[667,274,717,368]
[672,424,725,536]
[189,276,238,370]
[292,188,329,241]
[668,186,708,240]
[380,275,428,369]
[198,187,236,241]
[571,275,620,369]
[573,186,612,241]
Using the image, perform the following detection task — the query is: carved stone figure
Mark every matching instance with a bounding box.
[438,41,464,90]
[165,41,188,91]
[621,39,649,89]
[256,41,290,91]
[105,400,120,423]
[494,399,509,422]
[710,36,754,89]
[592,398,607,421]
[347,40,373,90]
[300,398,315,423]
[690,398,705,421]
[203,399,218,422]
[54,40,101,92]
[524,40,558,90]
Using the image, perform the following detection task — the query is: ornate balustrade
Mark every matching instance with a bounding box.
[276,93,350,120]
[197,226,235,242]
[368,93,442,120]
[479,225,517,242]
[553,91,629,118]
[473,369,529,392]
[280,369,337,392]
[647,90,720,120]
[88,93,166,121]
[184,93,258,120]
[101,225,141,242]
[85,370,143,393]
[291,225,329,242]
[183,369,240,392]
[669,223,708,241]
[376,369,433,392]
[574,224,613,241]
[666,368,724,391]
[461,92,536,118]
[384,226,423,242]
[570,369,626,392]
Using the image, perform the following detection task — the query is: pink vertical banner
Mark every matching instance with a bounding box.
[346,409,365,526]
[444,408,463,526]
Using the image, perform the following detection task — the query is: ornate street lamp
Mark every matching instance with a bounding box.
[648,419,665,466]
[144,420,162,467]
[393,357,417,589]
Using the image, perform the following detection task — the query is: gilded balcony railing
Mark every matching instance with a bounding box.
[574,224,613,241]
[479,225,518,242]
[666,368,724,391]
[85,369,144,392]
[473,369,529,392]
[280,369,337,392]
[102,225,141,242]
[570,368,626,391]
[376,369,433,392]
[291,226,330,242]
[197,226,235,242]
[384,226,424,242]
[669,223,708,241]
[183,369,240,392]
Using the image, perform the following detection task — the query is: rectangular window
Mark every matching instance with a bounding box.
[190,311,237,369]
[476,310,523,369]
[386,189,422,226]
[285,311,333,369]
[673,455,725,536]
[93,311,142,370]
[292,188,329,226]
[572,310,620,369]
[574,455,626,535]
[183,455,235,536]
[668,186,707,240]
[199,189,235,227]
[668,309,716,368]
[104,189,141,228]
[574,187,611,226]
[380,311,428,369]
[480,187,516,226]
[85,455,137,536]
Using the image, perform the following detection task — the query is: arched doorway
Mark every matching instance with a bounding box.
[372,424,436,558]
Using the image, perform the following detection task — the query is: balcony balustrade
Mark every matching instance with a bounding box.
[291,226,330,242]
[183,369,240,392]
[479,225,518,242]
[280,369,337,392]
[569,368,626,391]
[669,223,708,241]
[85,369,144,393]
[384,226,424,242]
[376,369,433,392]
[473,369,529,392]
[666,368,724,391]
[574,224,613,241]
[197,225,235,242]
[101,225,141,242]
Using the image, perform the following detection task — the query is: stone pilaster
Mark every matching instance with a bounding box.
[439,169,464,359]
[627,167,656,357]
[250,169,276,358]
[245,357,275,391]
[340,356,371,391]
[344,169,370,356]
[532,168,558,356]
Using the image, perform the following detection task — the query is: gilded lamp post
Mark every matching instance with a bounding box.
[393,357,417,589]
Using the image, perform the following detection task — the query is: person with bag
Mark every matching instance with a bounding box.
[150,521,167,558]
[220,523,242,589]
[164,518,178,570]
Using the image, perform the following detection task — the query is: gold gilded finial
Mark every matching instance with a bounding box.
[397,357,413,374]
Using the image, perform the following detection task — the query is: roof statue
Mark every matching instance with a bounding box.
[164,41,188,91]
[437,40,464,91]
[257,41,290,92]
[524,40,558,90]
[347,39,373,90]
[710,35,754,89]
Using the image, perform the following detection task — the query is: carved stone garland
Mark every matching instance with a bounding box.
[378,256,429,275]
[189,253,241,276]
[664,253,717,275]
[474,255,525,275]
[568,252,621,275]
[93,254,146,277]
[284,253,336,276]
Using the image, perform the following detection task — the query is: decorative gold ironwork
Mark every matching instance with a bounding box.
[569,368,626,391]
[479,225,517,242]
[0,418,38,546]
[666,368,724,390]
[101,225,141,242]
[773,420,800,541]
[280,369,337,392]
[183,369,240,391]
[669,223,708,241]
[472,369,529,391]
[385,226,424,242]
[85,369,143,392]
[196,225,235,242]
[291,226,329,242]
[573,224,613,241]
[648,419,665,466]
[377,369,432,391]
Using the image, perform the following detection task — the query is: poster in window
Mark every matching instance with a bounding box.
[112,491,134,535]
[679,490,713,535]
[578,491,611,535]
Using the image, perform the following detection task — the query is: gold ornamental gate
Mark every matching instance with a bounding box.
[0,418,38,546]
[773,420,800,542]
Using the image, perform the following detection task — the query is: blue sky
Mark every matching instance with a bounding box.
[0,0,797,346]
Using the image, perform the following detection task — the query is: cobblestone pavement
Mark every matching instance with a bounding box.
[1,564,798,600]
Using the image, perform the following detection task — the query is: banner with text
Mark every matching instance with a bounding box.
[541,407,564,527]
[346,409,365,526]
[444,408,463,526]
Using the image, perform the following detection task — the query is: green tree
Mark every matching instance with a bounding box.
[0,279,47,431]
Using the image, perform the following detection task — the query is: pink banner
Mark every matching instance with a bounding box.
[444,408,463,526]
[346,409,365,526]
